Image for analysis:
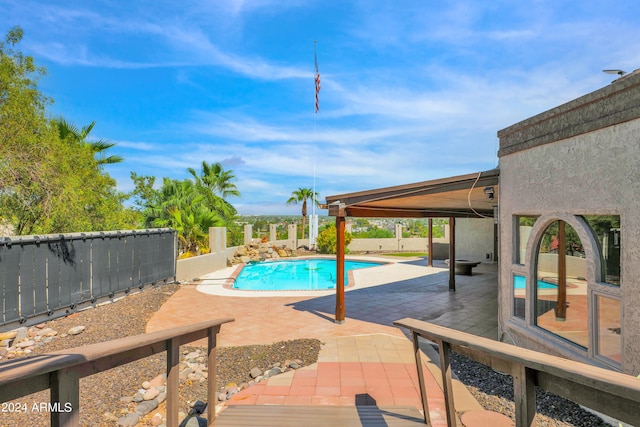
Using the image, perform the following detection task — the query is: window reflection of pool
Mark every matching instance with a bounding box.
[513,275,557,290]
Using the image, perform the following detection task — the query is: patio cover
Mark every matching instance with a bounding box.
[324,168,500,323]
[325,168,499,218]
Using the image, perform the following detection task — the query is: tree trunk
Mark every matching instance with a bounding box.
[301,200,308,240]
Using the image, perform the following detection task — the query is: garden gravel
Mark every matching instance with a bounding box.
[450,352,614,427]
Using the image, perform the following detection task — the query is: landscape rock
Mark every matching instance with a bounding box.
[149,373,166,388]
[135,399,158,416]
[231,243,295,264]
[263,367,281,378]
[13,327,28,342]
[151,412,164,426]
[103,412,119,422]
[68,326,85,335]
[16,340,35,348]
[249,367,262,379]
[143,388,160,400]
[0,331,17,341]
[36,328,54,336]
[116,412,140,427]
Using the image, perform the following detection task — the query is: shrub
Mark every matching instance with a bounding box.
[317,224,353,254]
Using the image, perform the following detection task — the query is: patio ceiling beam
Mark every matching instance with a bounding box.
[342,206,494,218]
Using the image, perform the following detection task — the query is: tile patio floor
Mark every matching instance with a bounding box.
[222,334,463,426]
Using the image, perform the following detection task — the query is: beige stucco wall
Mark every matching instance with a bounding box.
[455,218,496,262]
[499,117,640,373]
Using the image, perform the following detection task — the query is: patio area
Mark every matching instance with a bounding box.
[147,258,499,344]
[146,257,501,425]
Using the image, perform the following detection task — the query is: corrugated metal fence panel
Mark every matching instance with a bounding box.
[46,240,63,310]
[157,231,176,281]
[131,232,142,286]
[19,241,49,318]
[0,242,21,324]
[139,232,157,285]
[54,237,90,306]
[92,234,113,297]
[116,233,134,292]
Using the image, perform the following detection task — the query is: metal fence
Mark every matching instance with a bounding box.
[0,229,176,326]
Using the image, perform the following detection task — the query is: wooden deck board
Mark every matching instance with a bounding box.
[214,405,426,426]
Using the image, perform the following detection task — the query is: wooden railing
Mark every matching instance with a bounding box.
[394,318,640,427]
[0,317,234,427]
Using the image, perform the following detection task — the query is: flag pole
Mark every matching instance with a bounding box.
[310,40,320,250]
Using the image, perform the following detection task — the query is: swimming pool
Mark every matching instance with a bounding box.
[232,259,382,291]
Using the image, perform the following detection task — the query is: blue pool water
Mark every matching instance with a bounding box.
[233,259,382,291]
[513,275,557,290]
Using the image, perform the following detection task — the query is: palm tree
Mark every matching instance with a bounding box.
[286,188,319,240]
[188,161,240,199]
[55,117,123,165]
[149,178,225,255]
[187,161,240,221]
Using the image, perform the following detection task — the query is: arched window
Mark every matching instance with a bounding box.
[535,220,588,348]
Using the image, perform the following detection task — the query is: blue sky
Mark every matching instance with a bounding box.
[2,1,638,215]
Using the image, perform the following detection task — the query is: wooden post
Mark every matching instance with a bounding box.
[428,218,433,267]
[335,215,346,323]
[51,367,80,427]
[556,221,567,320]
[436,339,456,427]
[412,332,432,425]
[513,363,536,427]
[449,217,456,292]
[166,338,180,427]
[208,327,219,424]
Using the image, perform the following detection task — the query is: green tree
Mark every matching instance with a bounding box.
[149,178,225,255]
[317,223,353,254]
[0,26,54,234]
[352,226,393,238]
[187,161,240,223]
[286,187,319,240]
[54,117,124,165]
[131,162,241,256]
[0,27,137,235]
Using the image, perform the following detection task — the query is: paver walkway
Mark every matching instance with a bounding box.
[222,334,456,426]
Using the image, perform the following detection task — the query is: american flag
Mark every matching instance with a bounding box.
[314,43,321,113]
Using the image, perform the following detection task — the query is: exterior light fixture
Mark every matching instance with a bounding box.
[483,186,495,200]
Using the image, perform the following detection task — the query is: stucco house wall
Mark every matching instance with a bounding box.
[497,71,640,374]
[455,218,496,263]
